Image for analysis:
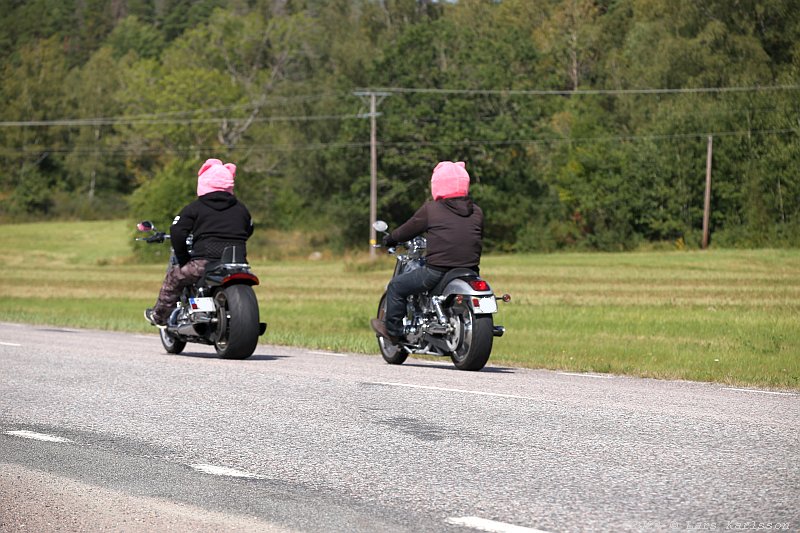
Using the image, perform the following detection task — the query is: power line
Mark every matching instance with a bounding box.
[3,105,795,129]
[7,127,796,155]
[378,128,799,148]
[5,141,371,155]
[360,85,800,96]
[0,113,367,128]
[1,84,796,128]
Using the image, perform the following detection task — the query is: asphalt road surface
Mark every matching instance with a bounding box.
[1,322,797,533]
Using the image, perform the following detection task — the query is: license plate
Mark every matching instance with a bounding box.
[188,297,215,313]
[473,296,497,314]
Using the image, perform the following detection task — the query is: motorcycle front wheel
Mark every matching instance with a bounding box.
[448,303,493,371]
[376,293,408,365]
[213,284,260,359]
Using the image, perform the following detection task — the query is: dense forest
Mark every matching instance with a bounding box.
[1,0,799,252]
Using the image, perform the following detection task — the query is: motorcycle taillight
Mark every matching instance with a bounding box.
[468,279,489,291]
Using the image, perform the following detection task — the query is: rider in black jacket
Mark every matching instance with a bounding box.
[145,159,254,326]
[371,161,484,342]
[170,191,253,267]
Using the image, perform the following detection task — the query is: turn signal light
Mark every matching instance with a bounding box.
[501,294,512,303]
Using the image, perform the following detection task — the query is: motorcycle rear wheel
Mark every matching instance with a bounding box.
[159,328,186,355]
[213,284,260,359]
[376,294,408,365]
[448,304,493,371]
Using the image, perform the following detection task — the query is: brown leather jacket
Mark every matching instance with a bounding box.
[390,197,483,271]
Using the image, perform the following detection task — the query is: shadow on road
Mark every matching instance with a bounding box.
[248,354,290,362]
[402,361,515,373]
[169,352,290,362]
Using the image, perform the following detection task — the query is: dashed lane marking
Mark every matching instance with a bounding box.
[5,432,265,480]
[723,387,797,397]
[308,350,348,357]
[0,341,22,347]
[5,430,72,443]
[557,372,613,379]
[370,381,537,401]
[446,516,552,533]
[189,463,263,479]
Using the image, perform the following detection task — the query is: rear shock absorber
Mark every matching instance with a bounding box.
[431,296,448,325]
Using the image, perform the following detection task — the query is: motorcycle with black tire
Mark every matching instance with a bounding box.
[136,221,266,359]
[373,220,510,371]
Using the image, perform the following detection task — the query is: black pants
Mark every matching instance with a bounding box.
[384,266,445,337]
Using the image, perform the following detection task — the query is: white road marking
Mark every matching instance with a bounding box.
[0,341,22,346]
[5,430,72,443]
[557,372,613,379]
[189,463,262,479]
[308,350,347,357]
[723,387,797,397]
[370,381,537,401]
[446,516,552,533]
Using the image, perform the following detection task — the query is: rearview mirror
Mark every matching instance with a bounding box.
[137,220,154,232]
[373,220,388,233]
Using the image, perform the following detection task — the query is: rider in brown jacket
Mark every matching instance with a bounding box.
[371,161,484,342]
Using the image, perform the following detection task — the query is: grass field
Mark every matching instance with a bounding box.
[1,219,798,390]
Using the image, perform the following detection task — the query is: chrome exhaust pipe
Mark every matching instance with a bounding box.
[174,323,198,336]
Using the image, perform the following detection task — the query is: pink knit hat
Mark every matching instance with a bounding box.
[431,161,470,200]
[197,158,236,196]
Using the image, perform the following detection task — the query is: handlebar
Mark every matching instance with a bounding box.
[372,221,424,256]
[135,232,169,243]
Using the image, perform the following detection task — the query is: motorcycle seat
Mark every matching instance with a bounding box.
[431,268,480,296]
[196,246,248,286]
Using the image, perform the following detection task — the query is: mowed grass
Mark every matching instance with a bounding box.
[0,220,798,390]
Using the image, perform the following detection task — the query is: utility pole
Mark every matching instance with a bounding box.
[702,135,713,249]
[354,91,390,257]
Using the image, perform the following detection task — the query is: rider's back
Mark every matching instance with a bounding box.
[172,191,254,264]
[392,197,483,271]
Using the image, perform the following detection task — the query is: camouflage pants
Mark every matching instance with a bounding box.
[152,259,208,325]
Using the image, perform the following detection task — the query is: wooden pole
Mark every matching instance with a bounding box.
[702,135,713,249]
[353,91,389,257]
[354,91,389,257]
[369,93,377,257]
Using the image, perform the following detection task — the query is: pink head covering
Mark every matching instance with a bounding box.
[197,158,236,197]
[431,161,470,200]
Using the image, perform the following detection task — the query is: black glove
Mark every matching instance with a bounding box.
[146,232,165,243]
[382,234,398,247]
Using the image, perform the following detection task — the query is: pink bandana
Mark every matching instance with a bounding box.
[197,158,236,197]
[431,161,470,200]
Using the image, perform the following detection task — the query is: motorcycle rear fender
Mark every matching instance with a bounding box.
[439,279,497,314]
[439,278,493,299]
[221,272,260,286]
[203,269,260,287]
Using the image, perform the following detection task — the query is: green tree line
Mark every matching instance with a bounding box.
[1,0,799,252]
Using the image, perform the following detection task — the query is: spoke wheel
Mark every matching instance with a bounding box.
[448,303,493,371]
[376,294,407,365]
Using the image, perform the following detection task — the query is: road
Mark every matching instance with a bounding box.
[0,322,797,532]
